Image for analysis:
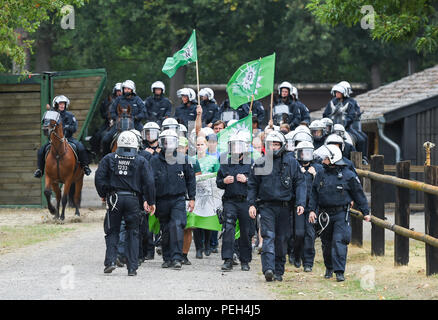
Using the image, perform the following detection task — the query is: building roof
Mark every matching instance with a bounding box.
[310,65,438,122]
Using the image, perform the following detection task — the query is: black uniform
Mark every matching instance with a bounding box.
[274,97,301,130]
[144,94,172,126]
[174,101,197,129]
[308,164,369,274]
[149,151,196,264]
[201,99,219,127]
[216,153,253,265]
[95,152,155,273]
[248,151,306,278]
[237,101,265,125]
[289,161,323,268]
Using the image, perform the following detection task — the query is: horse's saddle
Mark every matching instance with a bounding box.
[44,142,79,162]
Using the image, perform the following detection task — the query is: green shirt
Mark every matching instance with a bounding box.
[192,154,219,174]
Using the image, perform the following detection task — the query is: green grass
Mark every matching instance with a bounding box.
[0,225,75,253]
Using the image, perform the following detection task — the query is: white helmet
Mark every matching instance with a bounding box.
[265,131,286,157]
[294,125,311,135]
[324,144,345,165]
[151,81,165,94]
[285,131,295,152]
[278,81,293,95]
[309,120,325,142]
[338,81,352,97]
[321,117,334,135]
[178,124,187,137]
[142,122,160,142]
[161,118,180,134]
[292,131,313,147]
[291,86,299,99]
[112,82,122,95]
[229,132,249,154]
[122,80,136,95]
[158,129,179,151]
[116,131,139,157]
[330,84,347,97]
[325,133,345,152]
[295,141,314,162]
[333,123,346,139]
[52,95,70,110]
[199,88,214,100]
[130,129,143,145]
[177,88,196,102]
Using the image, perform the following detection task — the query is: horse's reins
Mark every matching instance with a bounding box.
[48,122,68,181]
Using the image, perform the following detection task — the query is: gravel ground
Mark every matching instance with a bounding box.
[0,216,277,300]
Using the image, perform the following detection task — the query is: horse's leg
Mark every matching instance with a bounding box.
[74,177,84,216]
[61,180,72,221]
[52,183,62,220]
[44,175,57,217]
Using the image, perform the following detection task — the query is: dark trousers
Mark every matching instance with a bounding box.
[320,210,351,273]
[102,126,117,155]
[104,194,141,271]
[210,231,218,248]
[302,211,316,267]
[288,210,305,262]
[347,128,368,157]
[142,214,155,258]
[259,204,292,276]
[155,196,187,262]
[194,228,211,252]
[221,200,252,263]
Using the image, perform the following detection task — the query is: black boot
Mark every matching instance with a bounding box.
[324,269,333,279]
[336,272,345,282]
[221,259,233,271]
[182,254,191,265]
[264,269,274,282]
[34,169,43,178]
[104,263,116,274]
[82,164,91,176]
[196,249,203,259]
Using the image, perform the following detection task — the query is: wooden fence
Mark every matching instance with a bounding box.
[350,152,438,276]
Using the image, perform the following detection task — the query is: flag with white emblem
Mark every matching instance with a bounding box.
[226,53,275,109]
[162,30,198,78]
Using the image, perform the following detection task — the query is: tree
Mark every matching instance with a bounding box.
[0,0,86,73]
[306,0,438,54]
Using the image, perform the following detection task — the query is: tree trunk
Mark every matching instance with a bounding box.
[371,64,381,89]
[169,66,186,115]
[34,36,52,72]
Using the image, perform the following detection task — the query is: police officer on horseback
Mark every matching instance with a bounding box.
[95,130,156,276]
[34,95,91,178]
[102,80,146,155]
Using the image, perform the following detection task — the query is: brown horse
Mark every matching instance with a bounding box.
[43,112,84,220]
[111,104,134,152]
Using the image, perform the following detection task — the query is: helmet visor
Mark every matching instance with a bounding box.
[142,128,159,142]
[162,124,180,135]
[296,148,314,162]
[159,136,178,150]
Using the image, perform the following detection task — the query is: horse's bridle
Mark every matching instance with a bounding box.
[47,121,67,158]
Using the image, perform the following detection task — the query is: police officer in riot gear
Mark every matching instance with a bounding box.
[333,124,356,159]
[175,88,197,129]
[144,81,172,126]
[308,144,371,281]
[324,135,357,175]
[142,121,160,153]
[199,88,219,128]
[292,141,323,272]
[95,130,156,276]
[275,82,302,130]
[323,84,368,164]
[149,129,196,269]
[34,95,91,178]
[218,98,239,123]
[248,131,307,281]
[102,80,146,155]
[309,120,326,150]
[217,132,253,271]
[236,100,265,126]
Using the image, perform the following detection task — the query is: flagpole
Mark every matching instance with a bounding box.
[196,59,200,104]
[270,91,274,127]
[249,94,254,114]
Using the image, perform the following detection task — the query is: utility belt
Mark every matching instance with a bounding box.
[260,200,292,208]
[111,190,139,197]
[320,205,349,214]
[222,195,247,202]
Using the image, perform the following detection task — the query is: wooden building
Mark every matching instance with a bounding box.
[0,69,107,207]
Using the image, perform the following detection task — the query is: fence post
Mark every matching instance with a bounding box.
[395,161,410,266]
[371,155,385,256]
[424,165,438,276]
[351,151,363,247]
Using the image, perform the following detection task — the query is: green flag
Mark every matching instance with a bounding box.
[226,53,275,109]
[217,113,253,155]
[162,30,197,78]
